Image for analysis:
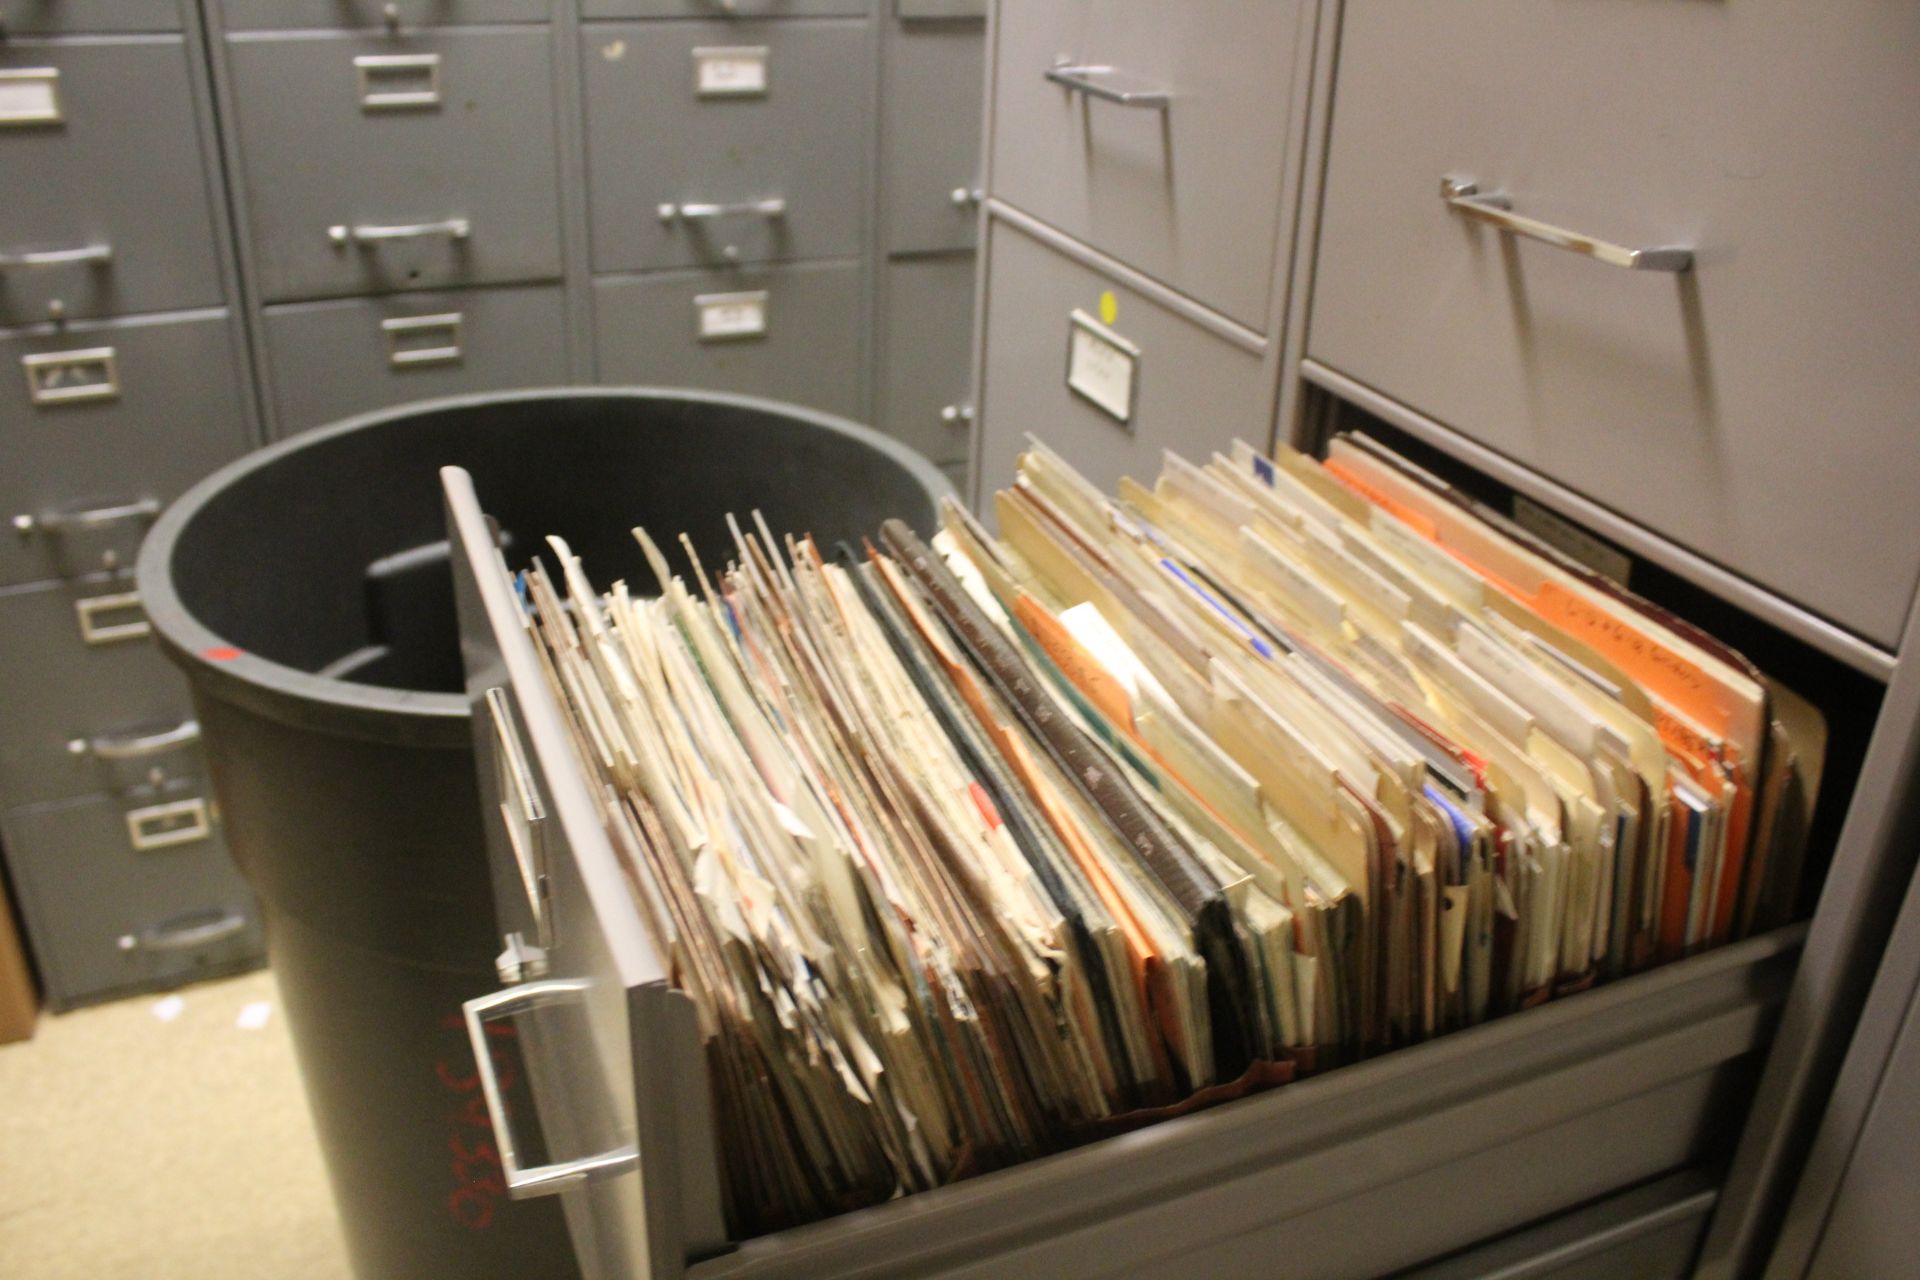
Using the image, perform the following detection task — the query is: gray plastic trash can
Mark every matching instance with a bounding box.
[136,389,953,1280]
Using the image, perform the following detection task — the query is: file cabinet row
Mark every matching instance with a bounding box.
[0,3,266,1010]
[195,3,983,453]
[965,2,1920,1278]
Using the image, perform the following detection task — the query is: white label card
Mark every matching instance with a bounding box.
[0,69,61,126]
[1065,309,1139,426]
[696,290,769,342]
[694,46,769,98]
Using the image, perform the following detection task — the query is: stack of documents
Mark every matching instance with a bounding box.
[515,432,1824,1236]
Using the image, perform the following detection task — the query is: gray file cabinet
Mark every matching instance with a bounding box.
[964,2,1920,1277]
[0,2,264,1009]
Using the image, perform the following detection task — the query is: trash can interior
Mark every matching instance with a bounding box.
[163,390,950,695]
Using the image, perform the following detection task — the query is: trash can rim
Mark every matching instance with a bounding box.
[136,385,958,738]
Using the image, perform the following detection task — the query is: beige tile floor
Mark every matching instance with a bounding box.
[0,968,352,1280]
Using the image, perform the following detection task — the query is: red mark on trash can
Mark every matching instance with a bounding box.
[202,645,243,661]
[437,1012,522,1231]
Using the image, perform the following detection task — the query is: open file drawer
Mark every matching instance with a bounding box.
[446,464,1813,1278]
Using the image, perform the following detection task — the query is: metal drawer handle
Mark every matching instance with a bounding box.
[328,218,471,247]
[74,590,150,645]
[382,311,464,367]
[949,187,983,208]
[940,403,975,425]
[657,197,786,222]
[125,797,212,851]
[13,497,160,538]
[118,908,247,954]
[1045,63,1170,109]
[70,718,200,761]
[1441,178,1693,273]
[463,978,640,1199]
[485,686,550,945]
[0,243,112,270]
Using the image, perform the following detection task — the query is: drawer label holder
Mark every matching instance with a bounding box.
[693,46,770,99]
[125,797,213,852]
[1066,308,1140,427]
[22,346,119,406]
[355,53,442,112]
[695,290,769,342]
[383,312,464,367]
[0,68,61,127]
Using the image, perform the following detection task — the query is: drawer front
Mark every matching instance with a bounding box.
[0,1,182,33]
[0,311,252,589]
[218,0,551,29]
[3,786,261,1010]
[0,575,201,808]
[261,285,569,436]
[1399,1171,1715,1280]
[988,0,1307,331]
[226,30,564,302]
[1310,0,1920,649]
[592,260,863,419]
[583,0,866,18]
[976,217,1270,501]
[881,19,983,255]
[583,20,869,273]
[878,254,974,464]
[0,40,225,324]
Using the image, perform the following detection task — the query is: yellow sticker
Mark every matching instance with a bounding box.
[1098,290,1118,326]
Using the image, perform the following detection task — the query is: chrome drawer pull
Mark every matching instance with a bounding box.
[328,217,471,247]
[940,403,975,425]
[118,909,246,954]
[948,186,983,208]
[74,590,150,645]
[657,197,786,222]
[1441,178,1693,273]
[382,311,464,367]
[13,497,160,538]
[463,979,640,1199]
[70,719,200,761]
[0,243,112,270]
[1045,63,1170,109]
[125,797,212,851]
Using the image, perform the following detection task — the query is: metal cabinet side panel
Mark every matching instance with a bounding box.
[581,19,871,273]
[224,29,565,302]
[876,254,974,464]
[591,261,864,419]
[447,469,728,1278]
[0,38,226,324]
[1309,0,1920,649]
[879,19,983,255]
[974,216,1270,503]
[1803,977,1920,1280]
[260,286,570,437]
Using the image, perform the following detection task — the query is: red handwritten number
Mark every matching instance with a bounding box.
[436,1012,522,1230]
